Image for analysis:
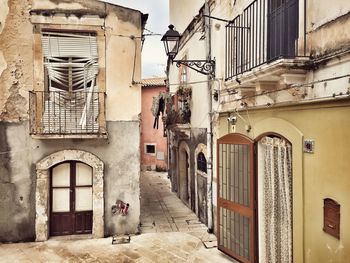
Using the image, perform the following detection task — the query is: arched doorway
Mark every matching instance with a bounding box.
[50,161,93,236]
[217,133,255,262]
[35,150,104,241]
[217,131,294,263]
[178,142,190,206]
[194,143,208,225]
[257,135,292,263]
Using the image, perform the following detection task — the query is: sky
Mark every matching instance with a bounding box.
[104,0,169,78]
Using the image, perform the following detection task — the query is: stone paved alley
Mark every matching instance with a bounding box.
[0,172,235,263]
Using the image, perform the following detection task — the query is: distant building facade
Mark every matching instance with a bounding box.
[141,77,168,171]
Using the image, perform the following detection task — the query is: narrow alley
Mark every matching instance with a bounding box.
[0,171,234,263]
[140,171,209,235]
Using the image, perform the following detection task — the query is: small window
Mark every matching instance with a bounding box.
[145,144,156,154]
[197,152,207,173]
[180,66,187,84]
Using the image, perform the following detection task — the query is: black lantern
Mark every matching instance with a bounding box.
[161,24,215,77]
[161,25,180,60]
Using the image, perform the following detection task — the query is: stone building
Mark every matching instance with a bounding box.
[0,0,147,242]
[166,0,350,262]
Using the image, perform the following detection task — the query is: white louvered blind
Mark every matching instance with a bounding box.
[41,32,100,131]
[42,32,98,58]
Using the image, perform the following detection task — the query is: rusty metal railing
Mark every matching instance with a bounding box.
[29,91,106,136]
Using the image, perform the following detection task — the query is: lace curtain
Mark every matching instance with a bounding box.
[258,136,293,263]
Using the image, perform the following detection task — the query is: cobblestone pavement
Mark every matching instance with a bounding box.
[0,171,235,263]
[140,172,211,237]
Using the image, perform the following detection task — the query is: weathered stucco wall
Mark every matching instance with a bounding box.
[0,122,35,242]
[0,0,34,242]
[105,4,143,121]
[0,0,32,122]
[0,0,144,242]
[0,120,140,241]
[30,121,141,237]
[307,11,350,57]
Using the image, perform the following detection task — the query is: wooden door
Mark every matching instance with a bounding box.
[50,161,93,236]
[179,149,190,204]
[217,134,256,263]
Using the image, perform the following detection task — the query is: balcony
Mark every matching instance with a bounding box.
[165,87,191,128]
[225,0,308,82]
[29,91,107,138]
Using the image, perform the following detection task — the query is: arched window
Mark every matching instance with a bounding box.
[197,152,207,173]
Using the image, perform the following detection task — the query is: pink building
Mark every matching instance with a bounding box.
[141,77,167,171]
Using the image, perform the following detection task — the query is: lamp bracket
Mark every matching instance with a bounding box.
[173,60,215,76]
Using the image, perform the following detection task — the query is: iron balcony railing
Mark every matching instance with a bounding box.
[29,91,106,136]
[225,0,304,80]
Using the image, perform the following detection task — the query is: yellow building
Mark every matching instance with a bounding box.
[213,0,350,262]
[166,0,350,262]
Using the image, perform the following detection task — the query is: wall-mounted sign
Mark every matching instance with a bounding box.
[304,139,315,153]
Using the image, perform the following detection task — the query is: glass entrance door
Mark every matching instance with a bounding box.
[50,161,93,236]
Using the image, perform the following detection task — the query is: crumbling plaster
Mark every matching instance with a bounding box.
[0,0,144,242]
[0,0,32,122]
[0,0,9,34]
[307,12,350,57]
[31,0,104,11]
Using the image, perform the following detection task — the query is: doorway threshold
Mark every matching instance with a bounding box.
[50,234,93,241]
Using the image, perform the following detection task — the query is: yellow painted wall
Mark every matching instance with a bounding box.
[216,100,350,263]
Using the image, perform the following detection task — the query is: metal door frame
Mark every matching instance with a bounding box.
[217,133,256,263]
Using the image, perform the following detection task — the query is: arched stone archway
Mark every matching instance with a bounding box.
[35,150,104,241]
[194,144,208,224]
[178,142,190,206]
[253,117,304,263]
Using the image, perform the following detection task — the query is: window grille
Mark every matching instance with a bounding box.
[197,152,207,173]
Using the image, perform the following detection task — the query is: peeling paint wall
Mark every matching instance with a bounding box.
[0,122,35,242]
[0,0,35,242]
[0,0,9,34]
[307,11,350,57]
[0,0,144,242]
[0,0,32,122]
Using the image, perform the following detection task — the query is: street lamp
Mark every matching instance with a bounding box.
[161,24,215,77]
[161,25,180,61]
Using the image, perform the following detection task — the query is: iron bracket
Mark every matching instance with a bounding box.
[173,60,215,77]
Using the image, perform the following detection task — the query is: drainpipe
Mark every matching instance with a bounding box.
[204,0,214,233]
